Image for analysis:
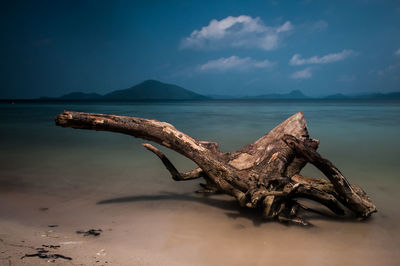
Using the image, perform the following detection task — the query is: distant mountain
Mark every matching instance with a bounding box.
[324,93,348,99]
[36,82,400,101]
[59,92,102,100]
[45,80,208,100]
[243,90,310,99]
[206,94,239,99]
[103,80,208,100]
[359,92,400,99]
[324,91,400,99]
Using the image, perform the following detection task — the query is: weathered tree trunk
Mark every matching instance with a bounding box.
[55,111,376,225]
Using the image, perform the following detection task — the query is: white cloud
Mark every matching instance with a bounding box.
[180,15,293,50]
[291,67,312,79]
[199,56,274,72]
[289,50,355,66]
[276,21,293,33]
[395,48,400,56]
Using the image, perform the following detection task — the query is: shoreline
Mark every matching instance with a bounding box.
[1,187,399,266]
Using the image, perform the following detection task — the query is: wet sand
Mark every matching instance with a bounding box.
[1,183,399,266]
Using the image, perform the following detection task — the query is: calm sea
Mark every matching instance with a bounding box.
[0,100,399,208]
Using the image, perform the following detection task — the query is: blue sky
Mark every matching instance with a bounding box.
[1,0,400,98]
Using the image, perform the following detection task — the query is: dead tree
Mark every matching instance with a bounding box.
[55,111,376,225]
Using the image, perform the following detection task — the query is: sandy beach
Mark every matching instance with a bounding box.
[1,179,399,266]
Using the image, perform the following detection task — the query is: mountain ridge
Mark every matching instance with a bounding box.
[35,80,400,100]
[103,79,209,100]
[42,80,209,100]
[242,90,309,99]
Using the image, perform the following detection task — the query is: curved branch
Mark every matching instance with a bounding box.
[55,111,247,202]
[55,111,211,161]
[142,143,203,181]
[293,184,345,215]
[283,134,377,218]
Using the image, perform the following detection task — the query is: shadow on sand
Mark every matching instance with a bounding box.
[96,191,369,227]
[97,191,268,226]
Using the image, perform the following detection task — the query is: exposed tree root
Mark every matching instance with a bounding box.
[55,111,377,225]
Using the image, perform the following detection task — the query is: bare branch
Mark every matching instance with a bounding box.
[283,135,377,218]
[142,143,203,181]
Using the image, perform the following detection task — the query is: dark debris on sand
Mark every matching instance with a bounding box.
[76,229,102,236]
[21,247,72,261]
[42,244,60,249]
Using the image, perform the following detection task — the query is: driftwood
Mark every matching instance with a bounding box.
[55,111,376,225]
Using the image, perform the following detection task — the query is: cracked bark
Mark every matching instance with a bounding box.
[55,111,377,225]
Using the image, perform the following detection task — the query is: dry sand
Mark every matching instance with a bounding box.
[1,184,399,266]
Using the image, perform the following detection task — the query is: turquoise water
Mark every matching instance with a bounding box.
[0,100,399,206]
